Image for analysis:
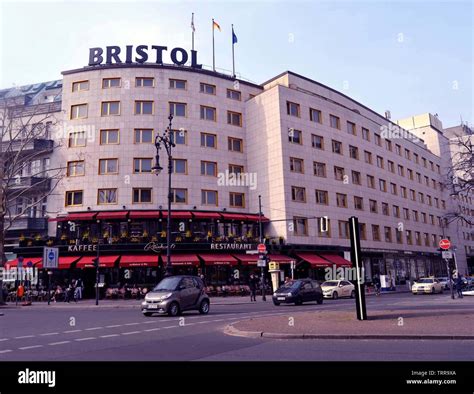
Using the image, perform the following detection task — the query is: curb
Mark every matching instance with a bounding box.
[223,324,474,341]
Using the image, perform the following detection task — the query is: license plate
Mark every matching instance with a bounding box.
[148,304,158,309]
[277,297,285,301]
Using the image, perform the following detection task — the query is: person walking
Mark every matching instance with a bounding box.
[74,278,83,301]
[249,273,258,302]
[373,275,381,296]
[455,275,464,299]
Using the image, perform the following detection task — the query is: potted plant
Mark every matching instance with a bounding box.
[46,239,54,246]
[91,237,98,244]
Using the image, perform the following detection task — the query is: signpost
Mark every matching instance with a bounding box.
[349,217,367,320]
[442,251,453,259]
[439,240,455,299]
[439,239,451,250]
[43,247,59,305]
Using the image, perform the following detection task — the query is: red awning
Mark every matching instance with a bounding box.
[220,213,249,221]
[320,254,352,268]
[6,257,42,268]
[129,211,160,219]
[96,211,128,220]
[245,214,270,222]
[233,254,259,265]
[296,253,331,268]
[268,254,295,264]
[192,212,222,220]
[163,254,200,266]
[76,255,119,269]
[161,211,193,219]
[198,254,238,266]
[66,212,97,221]
[120,255,159,268]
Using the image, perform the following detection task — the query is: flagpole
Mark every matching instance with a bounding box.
[191,13,195,51]
[232,24,235,78]
[212,18,215,71]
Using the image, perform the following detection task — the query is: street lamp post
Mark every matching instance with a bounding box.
[258,195,266,301]
[153,114,175,278]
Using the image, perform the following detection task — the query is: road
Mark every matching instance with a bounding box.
[0,293,472,361]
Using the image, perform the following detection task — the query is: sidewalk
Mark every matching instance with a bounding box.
[224,305,474,340]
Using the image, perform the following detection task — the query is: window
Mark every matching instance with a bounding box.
[407,169,414,180]
[413,153,419,164]
[329,114,340,129]
[388,161,394,173]
[349,145,359,159]
[70,104,88,119]
[334,166,345,181]
[406,230,413,245]
[429,214,435,225]
[372,225,381,241]
[412,210,419,222]
[229,192,245,208]
[169,79,187,89]
[390,183,397,195]
[135,100,153,115]
[336,193,347,208]
[418,192,424,203]
[65,190,83,207]
[100,129,119,145]
[338,221,350,239]
[201,132,217,148]
[434,198,439,208]
[395,144,401,155]
[228,137,243,152]
[290,157,304,173]
[379,179,387,192]
[352,171,361,185]
[200,82,216,95]
[369,200,378,213]
[171,188,187,203]
[359,223,367,240]
[313,162,326,177]
[422,157,427,167]
[384,227,392,242]
[436,164,440,174]
[332,140,343,154]
[99,158,118,175]
[404,148,411,160]
[286,101,300,117]
[427,195,432,206]
[317,217,331,237]
[354,196,364,210]
[374,133,381,146]
[396,229,403,244]
[376,156,384,169]
[421,212,427,223]
[424,233,430,246]
[311,134,324,149]
[288,129,302,144]
[229,164,244,175]
[315,190,329,205]
[201,161,217,176]
[98,188,117,205]
[136,77,154,87]
[134,129,153,144]
[200,105,216,121]
[385,140,392,151]
[72,80,89,92]
[393,205,400,218]
[362,128,370,141]
[293,217,308,236]
[347,121,356,135]
[68,131,86,147]
[364,151,372,164]
[309,108,322,123]
[226,89,241,101]
[169,102,187,117]
[227,111,242,126]
[424,175,430,186]
[133,158,152,173]
[403,208,410,220]
[367,175,375,188]
[102,78,121,88]
[382,203,389,216]
[398,165,404,176]
[133,188,152,203]
[172,159,187,174]
[291,186,306,202]
[67,161,85,177]
[400,186,407,198]
[202,190,218,205]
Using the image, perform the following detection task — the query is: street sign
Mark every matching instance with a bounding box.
[268,262,280,271]
[257,243,266,254]
[442,251,453,259]
[43,247,59,268]
[257,259,266,267]
[439,239,451,250]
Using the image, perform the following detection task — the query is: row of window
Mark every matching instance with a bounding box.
[68,129,243,152]
[72,78,245,101]
[65,189,245,207]
[70,102,243,125]
[291,217,445,247]
[285,100,440,174]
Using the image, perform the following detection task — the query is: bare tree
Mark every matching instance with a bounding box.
[0,96,64,304]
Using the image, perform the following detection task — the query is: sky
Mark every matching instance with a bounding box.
[0,0,472,127]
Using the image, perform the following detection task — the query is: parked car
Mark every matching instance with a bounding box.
[272,279,323,306]
[461,284,474,296]
[435,277,450,290]
[141,275,210,316]
[411,278,444,294]
[321,280,355,299]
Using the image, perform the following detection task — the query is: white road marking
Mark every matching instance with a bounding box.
[40,332,59,336]
[85,327,103,331]
[0,349,12,354]
[0,338,8,342]
[121,331,141,335]
[75,337,95,342]
[15,335,34,339]
[162,326,176,329]
[63,329,82,333]
[144,328,161,332]
[100,334,119,338]
[19,345,43,350]
[143,321,156,324]
[48,341,71,346]
[124,322,140,326]
[105,325,122,328]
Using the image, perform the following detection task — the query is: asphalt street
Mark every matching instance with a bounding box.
[0,293,472,361]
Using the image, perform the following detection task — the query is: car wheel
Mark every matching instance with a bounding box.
[317,297,323,305]
[332,292,338,300]
[199,299,210,314]
[431,287,435,294]
[350,290,355,298]
[294,297,303,305]
[168,302,180,317]
[273,300,280,306]
[143,312,153,317]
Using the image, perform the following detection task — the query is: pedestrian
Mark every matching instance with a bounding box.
[16,283,25,301]
[75,278,83,301]
[249,273,258,302]
[64,283,74,303]
[373,275,381,296]
[455,275,464,299]
[284,276,292,285]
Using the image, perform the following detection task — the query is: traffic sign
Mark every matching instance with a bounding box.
[442,251,453,259]
[257,259,266,267]
[43,247,59,268]
[439,239,451,250]
[257,243,266,254]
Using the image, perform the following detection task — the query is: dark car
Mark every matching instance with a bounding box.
[141,275,210,316]
[272,279,323,306]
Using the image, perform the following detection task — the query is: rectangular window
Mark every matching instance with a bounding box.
[354,196,364,210]
[228,137,243,152]
[424,233,430,246]
[101,101,120,116]
[286,101,300,117]
[309,108,322,123]
[291,186,306,202]
[293,217,308,236]
[396,229,403,244]
[406,230,413,245]
[200,105,216,121]
[336,193,347,208]
[227,111,242,126]
[367,175,375,188]
[395,144,401,155]
[169,79,187,89]
[329,114,340,129]
[369,199,378,213]
[229,192,245,208]
[133,188,152,203]
[200,83,216,95]
[405,149,411,160]
[170,129,187,145]
[374,133,381,146]
[102,78,121,88]
[376,156,384,169]
[201,132,217,148]
[379,179,387,192]
[403,208,410,220]
[362,128,370,141]
[332,140,343,154]
[172,159,187,174]
[68,131,86,147]
[65,190,83,207]
[201,190,218,205]
[67,161,85,177]
[364,151,372,164]
[169,102,187,117]
[313,162,326,177]
[385,140,392,151]
[334,166,345,181]
[347,121,356,135]
[338,221,350,239]
[135,100,153,115]
[201,161,217,176]
[349,145,359,159]
[229,164,244,175]
[400,186,407,198]
[70,104,88,119]
[133,158,152,173]
[382,203,389,216]
[72,80,89,92]
[98,188,117,205]
[171,188,187,203]
[359,223,367,240]
[317,217,331,238]
[352,170,361,185]
[136,77,154,87]
[372,225,381,241]
[390,183,397,195]
[384,227,392,242]
[288,129,302,144]
[226,89,241,101]
[418,192,424,203]
[311,134,324,149]
[413,210,419,222]
[134,129,153,144]
[99,158,118,175]
[398,165,404,176]
[315,190,329,205]
[388,161,395,173]
[290,157,304,173]
[100,129,119,145]
[407,169,414,180]
[393,205,400,218]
